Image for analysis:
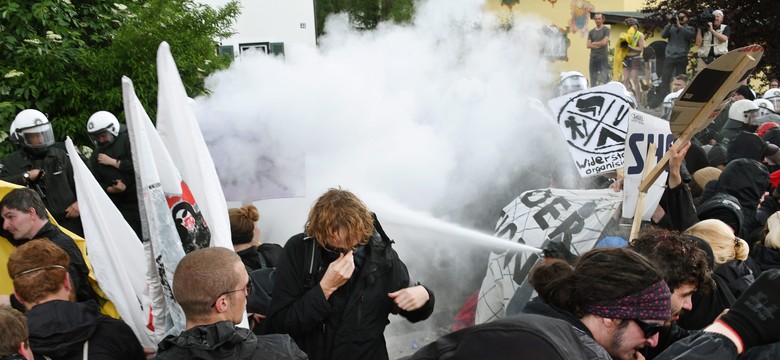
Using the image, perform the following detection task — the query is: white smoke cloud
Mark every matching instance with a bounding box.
[196,0,573,354]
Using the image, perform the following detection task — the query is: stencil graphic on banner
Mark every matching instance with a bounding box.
[475,188,623,324]
[549,83,633,176]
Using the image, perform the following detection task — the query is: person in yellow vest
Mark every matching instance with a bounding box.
[695,9,730,71]
[621,18,645,96]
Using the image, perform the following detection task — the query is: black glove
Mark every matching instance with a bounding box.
[619,41,629,49]
[719,269,780,350]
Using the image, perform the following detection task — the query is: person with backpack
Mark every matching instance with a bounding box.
[229,204,283,270]
[265,188,435,360]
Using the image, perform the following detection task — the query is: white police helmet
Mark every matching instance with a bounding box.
[728,99,760,125]
[763,88,780,110]
[559,71,588,96]
[87,111,119,146]
[12,109,55,154]
[754,99,775,117]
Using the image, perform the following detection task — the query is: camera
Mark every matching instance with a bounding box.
[692,9,716,30]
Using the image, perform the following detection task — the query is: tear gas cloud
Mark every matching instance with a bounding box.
[196,0,570,351]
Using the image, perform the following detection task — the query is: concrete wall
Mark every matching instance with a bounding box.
[197,0,316,55]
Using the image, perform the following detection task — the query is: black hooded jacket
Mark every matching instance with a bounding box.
[26,300,144,360]
[713,158,770,245]
[156,321,307,360]
[410,313,589,360]
[751,245,780,272]
[266,230,434,360]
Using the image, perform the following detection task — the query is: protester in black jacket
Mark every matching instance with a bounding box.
[7,239,145,359]
[266,188,434,360]
[229,204,282,270]
[711,158,770,246]
[1,188,97,307]
[87,112,142,239]
[752,212,780,272]
[629,227,714,359]
[156,247,306,359]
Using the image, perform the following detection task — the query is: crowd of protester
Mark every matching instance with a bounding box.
[3,8,780,360]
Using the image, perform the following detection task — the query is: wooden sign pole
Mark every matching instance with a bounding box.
[629,143,657,241]
[637,54,756,193]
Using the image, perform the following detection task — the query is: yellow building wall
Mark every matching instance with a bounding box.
[484,0,660,84]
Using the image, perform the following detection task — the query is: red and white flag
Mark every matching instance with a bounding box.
[124,76,192,336]
[156,41,232,250]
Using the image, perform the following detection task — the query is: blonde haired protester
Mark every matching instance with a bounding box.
[752,212,780,272]
[686,219,749,266]
[682,219,761,319]
[266,188,434,360]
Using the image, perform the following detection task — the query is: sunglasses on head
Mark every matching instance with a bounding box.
[633,319,663,338]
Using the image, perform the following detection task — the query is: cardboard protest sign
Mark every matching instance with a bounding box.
[622,109,674,220]
[548,83,634,177]
[475,188,623,324]
[670,45,764,137]
[640,45,764,191]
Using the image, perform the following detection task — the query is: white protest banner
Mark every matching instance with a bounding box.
[622,109,674,220]
[156,42,232,250]
[65,138,156,347]
[548,82,634,177]
[475,188,623,324]
[123,76,188,337]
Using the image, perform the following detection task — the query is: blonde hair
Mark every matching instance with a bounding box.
[685,219,748,265]
[765,212,780,250]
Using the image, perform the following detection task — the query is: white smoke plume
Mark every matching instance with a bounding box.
[195,0,572,355]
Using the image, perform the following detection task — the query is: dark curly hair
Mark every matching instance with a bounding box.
[631,226,714,294]
[533,247,664,317]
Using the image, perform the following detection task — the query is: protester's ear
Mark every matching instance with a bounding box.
[603,317,624,330]
[63,272,72,292]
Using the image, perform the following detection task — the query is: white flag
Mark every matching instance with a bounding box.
[123,76,188,336]
[65,137,156,347]
[156,41,232,250]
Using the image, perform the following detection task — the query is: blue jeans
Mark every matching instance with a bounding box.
[589,56,610,86]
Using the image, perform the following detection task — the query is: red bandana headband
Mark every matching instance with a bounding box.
[583,280,672,320]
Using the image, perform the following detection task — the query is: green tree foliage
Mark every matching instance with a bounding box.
[642,0,779,86]
[0,0,239,155]
[315,0,415,37]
